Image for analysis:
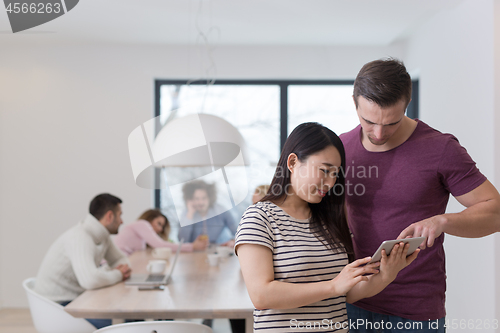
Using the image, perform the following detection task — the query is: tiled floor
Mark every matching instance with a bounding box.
[0,308,232,333]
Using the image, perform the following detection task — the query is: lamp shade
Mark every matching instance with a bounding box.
[128,113,250,189]
[152,113,250,168]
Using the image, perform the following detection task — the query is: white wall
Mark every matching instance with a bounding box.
[405,0,498,330]
[0,43,403,307]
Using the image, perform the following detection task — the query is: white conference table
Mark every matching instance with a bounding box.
[65,249,254,332]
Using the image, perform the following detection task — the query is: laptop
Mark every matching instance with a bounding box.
[125,240,183,286]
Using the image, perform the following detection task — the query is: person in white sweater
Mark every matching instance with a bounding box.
[34,193,131,329]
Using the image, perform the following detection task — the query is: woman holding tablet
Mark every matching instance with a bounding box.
[235,123,419,332]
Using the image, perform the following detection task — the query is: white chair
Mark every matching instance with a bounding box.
[22,277,95,333]
[94,321,214,333]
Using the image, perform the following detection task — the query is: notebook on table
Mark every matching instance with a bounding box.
[125,240,183,286]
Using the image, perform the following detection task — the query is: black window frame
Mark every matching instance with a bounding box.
[154,79,419,208]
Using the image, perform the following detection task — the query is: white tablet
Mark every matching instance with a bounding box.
[368,237,426,263]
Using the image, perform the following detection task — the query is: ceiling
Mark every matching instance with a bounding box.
[0,0,462,46]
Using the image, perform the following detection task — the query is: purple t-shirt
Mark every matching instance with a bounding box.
[340,120,486,321]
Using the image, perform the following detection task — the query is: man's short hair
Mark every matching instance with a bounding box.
[89,193,122,220]
[353,58,412,109]
[182,180,216,207]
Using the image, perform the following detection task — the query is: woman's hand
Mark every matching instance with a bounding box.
[379,242,420,282]
[345,242,420,303]
[331,257,380,296]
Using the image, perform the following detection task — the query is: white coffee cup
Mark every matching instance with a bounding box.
[207,254,219,266]
[216,246,233,257]
[152,247,172,260]
[147,260,167,274]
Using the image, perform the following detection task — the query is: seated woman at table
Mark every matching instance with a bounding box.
[114,209,208,255]
[235,122,419,332]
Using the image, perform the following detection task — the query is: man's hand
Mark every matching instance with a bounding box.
[186,200,196,219]
[397,215,447,249]
[115,264,132,281]
[399,181,500,249]
[192,235,209,251]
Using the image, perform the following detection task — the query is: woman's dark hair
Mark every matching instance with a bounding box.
[353,57,412,110]
[138,209,170,241]
[261,122,354,262]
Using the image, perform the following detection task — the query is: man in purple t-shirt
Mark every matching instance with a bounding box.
[340,58,500,332]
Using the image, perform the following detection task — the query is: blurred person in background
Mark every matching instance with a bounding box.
[178,180,243,332]
[252,184,270,204]
[35,193,131,329]
[178,180,237,247]
[114,209,207,255]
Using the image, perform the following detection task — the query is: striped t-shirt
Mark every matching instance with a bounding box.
[235,201,349,332]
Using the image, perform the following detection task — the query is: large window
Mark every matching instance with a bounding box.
[288,85,359,135]
[154,79,418,239]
